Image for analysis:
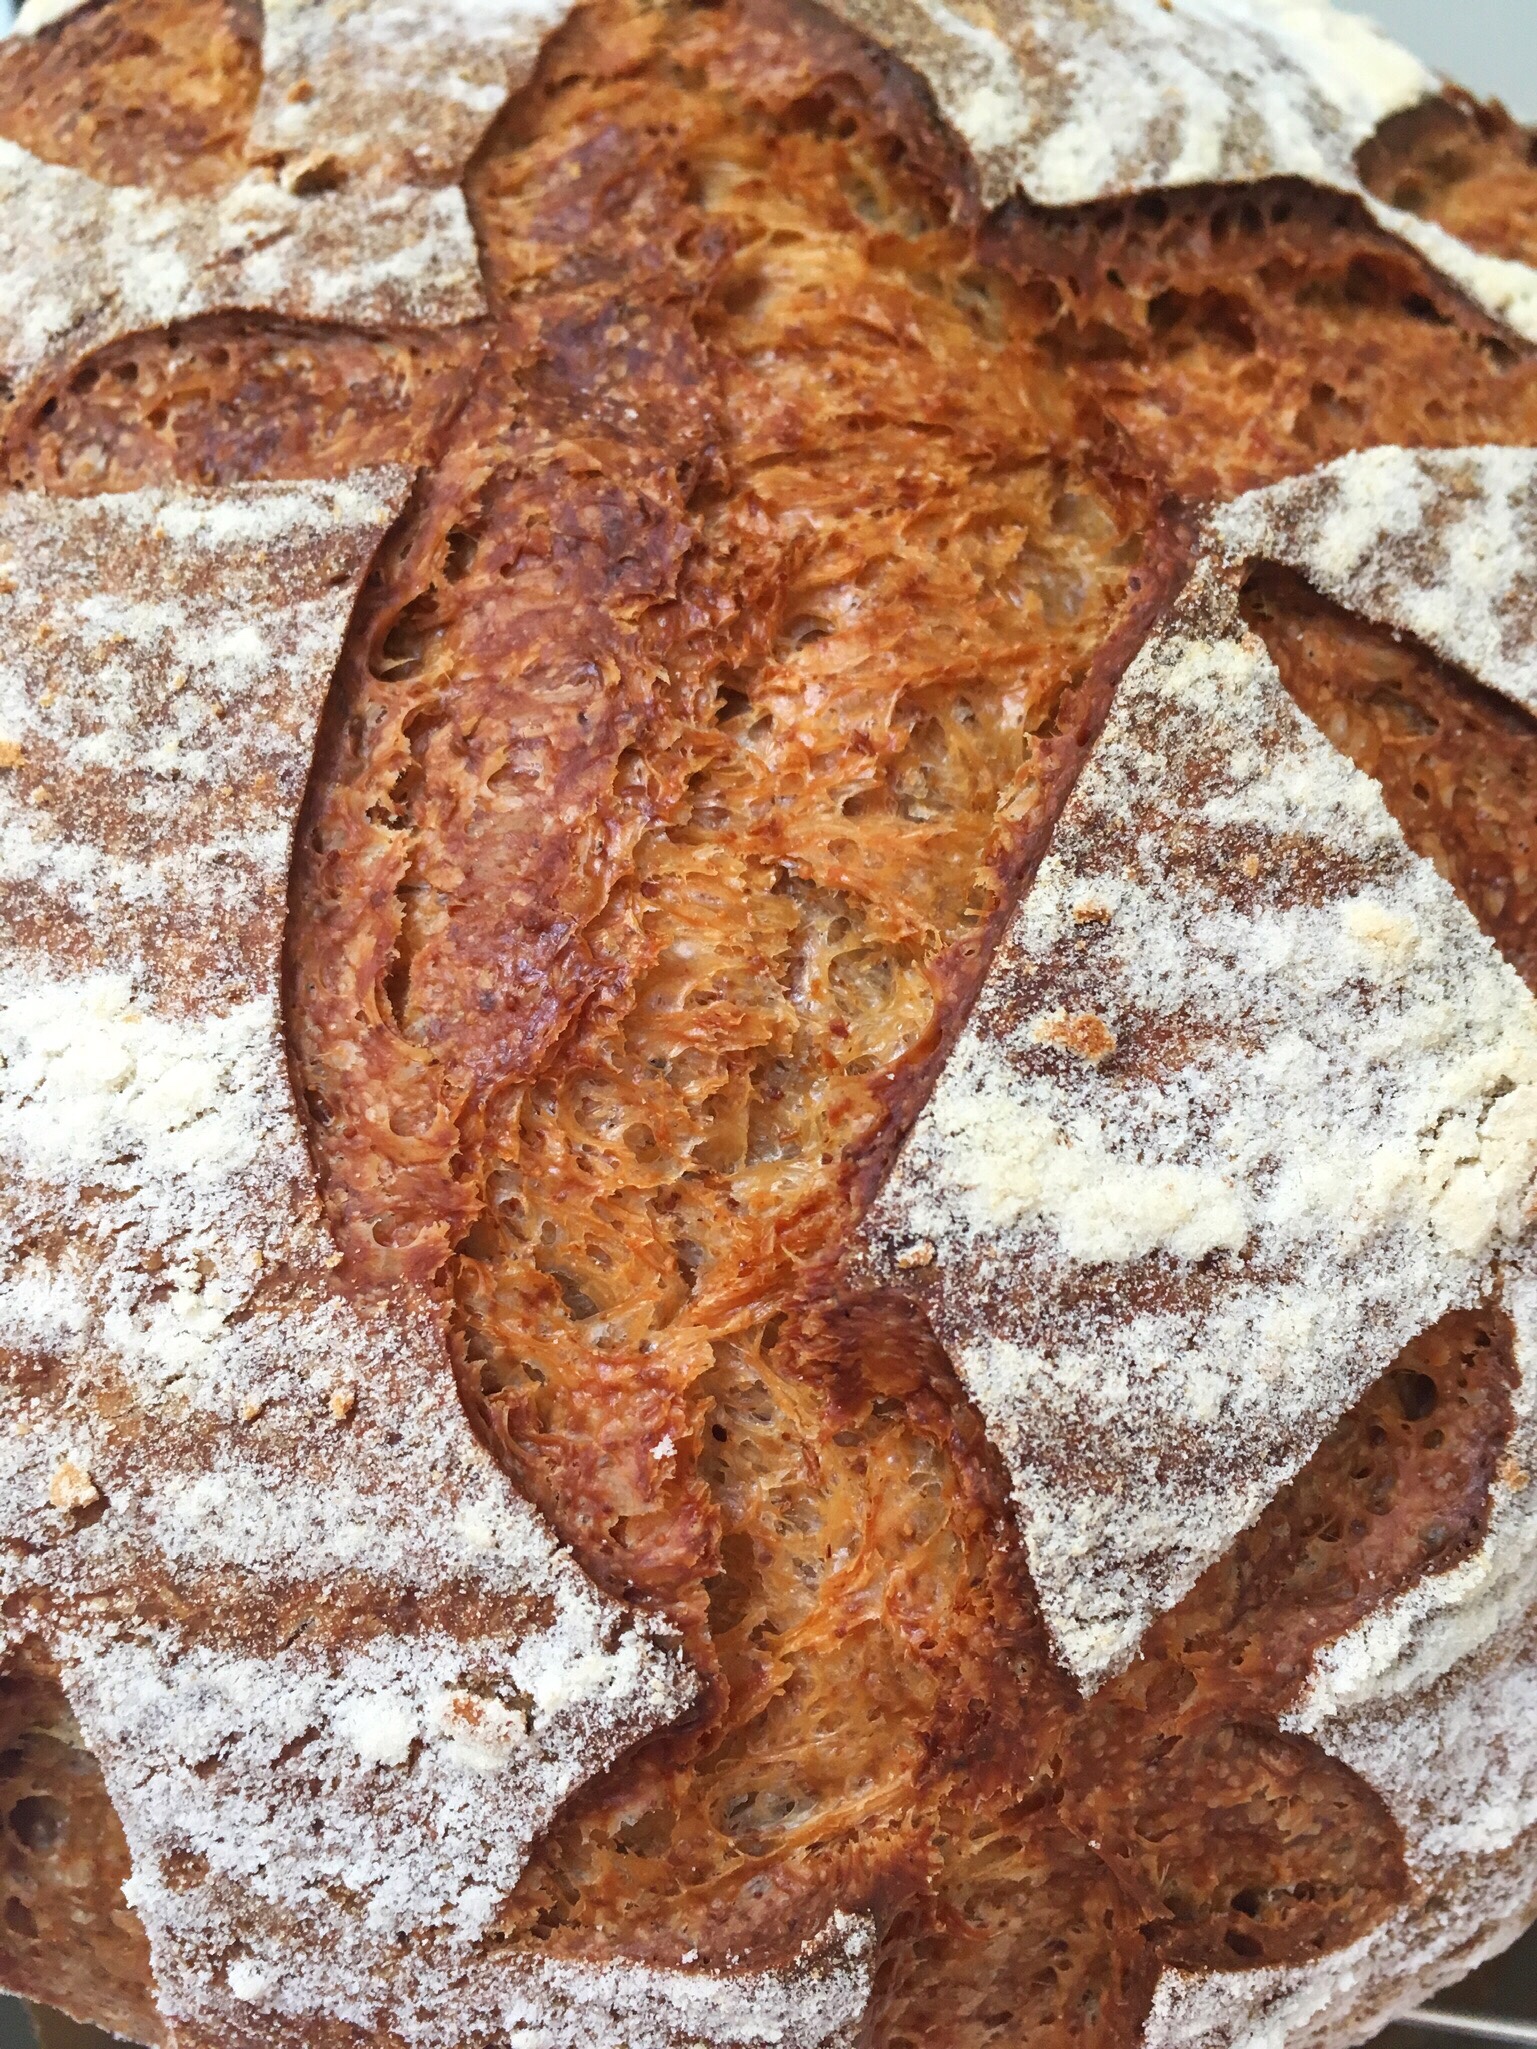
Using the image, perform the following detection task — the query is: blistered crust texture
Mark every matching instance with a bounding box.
[1,0,1537,2047]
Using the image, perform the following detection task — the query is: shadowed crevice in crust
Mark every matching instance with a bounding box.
[0,1664,160,2043]
[1240,564,1537,994]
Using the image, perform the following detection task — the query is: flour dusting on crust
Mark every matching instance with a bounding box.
[1212,447,1537,721]
[817,0,1537,342]
[825,0,1426,208]
[0,139,484,408]
[857,451,1537,2019]
[0,475,796,2046]
[860,542,1537,1690]
[1150,1255,1537,2049]
[1147,1284,1537,2049]
[0,0,592,401]
[251,0,576,188]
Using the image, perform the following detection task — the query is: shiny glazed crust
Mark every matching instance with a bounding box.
[0,1,1535,2046]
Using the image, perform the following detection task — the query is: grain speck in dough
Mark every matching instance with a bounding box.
[47,1458,100,1511]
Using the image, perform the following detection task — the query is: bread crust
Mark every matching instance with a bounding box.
[0,0,1534,2045]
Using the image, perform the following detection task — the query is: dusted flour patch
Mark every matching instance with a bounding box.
[1213,447,1537,721]
[0,139,484,404]
[252,0,576,188]
[0,476,707,2047]
[0,0,595,401]
[0,470,414,999]
[818,0,1537,342]
[825,0,1428,209]
[861,548,1537,1689]
[507,1924,876,2049]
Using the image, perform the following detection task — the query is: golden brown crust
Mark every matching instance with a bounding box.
[286,0,1536,2039]
[0,1665,160,2044]
[3,319,480,494]
[285,5,1159,2000]
[993,179,1537,502]
[0,0,259,196]
[4,0,1537,2043]
[290,0,1156,1594]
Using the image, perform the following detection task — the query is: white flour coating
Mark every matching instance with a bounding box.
[0,475,408,1003]
[9,0,89,30]
[0,0,588,397]
[96,1604,872,2047]
[252,0,576,186]
[0,478,887,2049]
[76,1627,672,1951]
[0,139,484,403]
[867,0,1429,206]
[68,1635,876,2048]
[1298,1609,1537,1876]
[156,1898,874,2049]
[498,1927,875,2049]
[818,0,1537,344]
[861,551,1537,1690]
[1212,446,1537,720]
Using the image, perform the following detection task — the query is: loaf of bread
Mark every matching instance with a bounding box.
[0,2,1534,2047]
